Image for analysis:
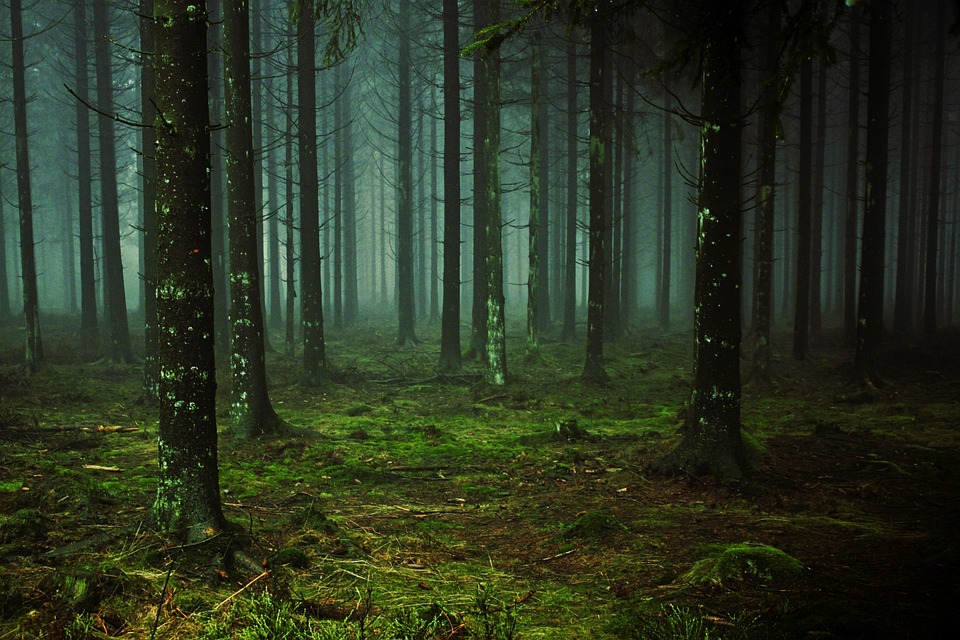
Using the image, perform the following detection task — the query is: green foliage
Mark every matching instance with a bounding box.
[607,603,756,640]
[471,583,519,640]
[682,543,804,587]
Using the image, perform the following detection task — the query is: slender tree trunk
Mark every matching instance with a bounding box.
[751,1,778,383]
[266,31,282,333]
[536,39,551,333]
[893,9,915,340]
[843,5,861,346]
[417,108,427,320]
[11,0,43,372]
[583,9,608,382]
[604,69,621,341]
[153,0,226,542]
[209,0,229,362]
[344,63,358,326]
[95,0,134,363]
[923,0,946,338]
[438,0,462,372]
[298,0,327,384]
[140,0,159,400]
[251,0,272,353]
[561,38,578,342]
[224,0,285,438]
[0,174,8,322]
[75,0,98,357]
[284,18,296,349]
[477,0,506,384]
[660,96,673,330]
[653,0,747,479]
[854,0,892,385]
[810,51,827,340]
[620,81,635,331]
[333,69,344,329]
[527,30,543,354]
[429,89,440,324]
[470,1,489,357]
[397,0,418,345]
[793,53,812,361]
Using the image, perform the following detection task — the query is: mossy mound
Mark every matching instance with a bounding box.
[682,542,804,587]
[0,508,49,543]
[562,511,629,542]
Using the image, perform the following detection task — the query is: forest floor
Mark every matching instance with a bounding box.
[0,317,959,639]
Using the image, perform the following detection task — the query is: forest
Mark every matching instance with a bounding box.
[1,0,958,637]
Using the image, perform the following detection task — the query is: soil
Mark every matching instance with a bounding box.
[1,319,958,639]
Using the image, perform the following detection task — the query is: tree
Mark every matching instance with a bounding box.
[477,0,506,385]
[152,0,227,541]
[94,0,134,363]
[396,0,419,346]
[654,0,748,478]
[438,0,462,373]
[11,0,43,373]
[583,7,608,382]
[922,0,946,338]
[792,48,812,361]
[659,96,673,330]
[527,29,543,355]
[223,0,286,439]
[0,172,8,323]
[298,0,327,385]
[74,0,98,358]
[843,4,861,346]
[561,38,578,342]
[141,0,159,401]
[854,0,892,386]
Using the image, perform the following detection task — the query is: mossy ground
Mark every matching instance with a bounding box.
[1,316,959,638]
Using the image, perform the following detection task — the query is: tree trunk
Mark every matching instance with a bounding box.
[476,0,506,384]
[298,0,327,384]
[536,38,551,334]
[793,52,812,361]
[397,0,418,345]
[923,0,946,338]
[284,16,296,350]
[469,1,489,357]
[653,0,747,479]
[751,0,778,383]
[224,0,285,438]
[153,0,226,542]
[333,68,344,330]
[659,96,673,331]
[843,5,861,346]
[0,174,8,322]
[11,0,43,371]
[140,0,158,400]
[438,0,462,373]
[208,0,229,363]
[810,51,827,340]
[854,0,892,386]
[561,39,578,342]
[892,8,915,340]
[429,91,440,325]
[344,63,358,327]
[94,0,134,363]
[620,80,635,331]
[583,9,608,382]
[266,30,282,333]
[527,30,543,354]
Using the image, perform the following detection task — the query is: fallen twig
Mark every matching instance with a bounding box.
[213,570,271,610]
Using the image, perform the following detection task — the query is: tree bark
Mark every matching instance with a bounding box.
[793,53,812,361]
[438,0,462,373]
[298,0,327,384]
[659,96,673,331]
[527,30,543,354]
[854,0,892,386]
[561,39,578,342]
[923,0,946,338]
[140,0,159,400]
[397,0,418,345]
[843,5,861,346]
[653,0,747,479]
[208,0,229,363]
[343,63,358,327]
[284,15,297,350]
[469,0,489,357]
[153,0,226,542]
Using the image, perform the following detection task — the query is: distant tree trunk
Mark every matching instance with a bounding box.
[469,1,489,357]
[438,0,462,373]
[11,0,42,372]
[94,0,134,363]
[892,9,915,340]
[298,0,327,384]
[536,38,551,334]
[923,0,946,339]
[751,1,778,383]
[140,0,159,400]
[653,0,747,479]
[854,0,892,386]
[843,5,861,346]
[583,9,608,382]
[561,39,578,342]
[527,30,543,354]
[224,0,285,438]
[604,69,621,342]
[343,63,359,327]
[397,0,418,345]
[208,0,229,363]
[0,175,8,322]
[417,108,427,320]
[620,81,636,331]
[266,35,282,333]
[333,69,344,329]
[74,0,98,358]
[153,0,226,542]
[659,96,673,331]
[477,0,506,384]
[793,53,812,361]
[284,18,296,349]
[810,51,827,340]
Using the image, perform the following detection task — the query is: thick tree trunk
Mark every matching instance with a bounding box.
[397,0,418,345]
[583,10,608,382]
[224,0,285,438]
[843,6,861,346]
[751,0,778,383]
[94,0,133,363]
[561,39,578,342]
[923,0,946,338]
[854,0,892,386]
[653,0,747,479]
[153,0,226,542]
[11,0,42,372]
[140,0,159,400]
[438,0,462,372]
[476,0,506,384]
[298,0,327,384]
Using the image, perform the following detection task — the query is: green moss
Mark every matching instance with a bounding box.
[682,542,804,587]
[561,511,629,543]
